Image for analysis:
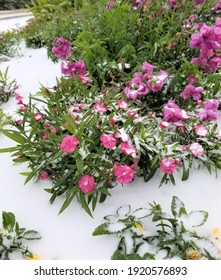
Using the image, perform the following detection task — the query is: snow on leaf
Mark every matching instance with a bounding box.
[188,210,208,227]
[107,222,127,233]
[171,196,186,217]
[133,208,152,219]
[117,205,131,218]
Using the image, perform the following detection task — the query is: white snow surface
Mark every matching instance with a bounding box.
[0,17,221,260]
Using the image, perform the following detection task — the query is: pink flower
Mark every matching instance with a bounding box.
[34,113,42,121]
[19,105,27,112]
[78,175,96,193]
[197,99,220,121]
[51,127,58,134]
[94,102,107,113]
[43,132,49,139]
[189,142,204,157]
[60,135,78,153]
[118,100,128,110]
[194,125,208,137]
[100,133,117,149]
[15,119,22,126]
[61,60,86,78]
[120,142,136,157]
[17,98,23,105]
[160,158,179,174]
[180,84,203,101]
[80,75,92,84]
[113,163,134,184]
[15,93,23,100]
[40,171,49,180]
[110,118,115,125]
[162,100,189,123]
[114,129,129,142]
[52,37,72,59]
[160,121,170,129]
[0,35,4,40]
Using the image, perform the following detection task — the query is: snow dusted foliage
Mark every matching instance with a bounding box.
[93,196,221,260]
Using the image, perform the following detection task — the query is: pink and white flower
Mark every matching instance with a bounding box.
[60,135,78,153]
[34,113,42,121]
[100,133,117,149]
[94,102,107,113]
[78,175,96,193]
[194,125,208,137]
[120,142,136,157]
[189,142,204,157]
[160,158,179,175]
[118,100,128,110]
[113,162,134,184]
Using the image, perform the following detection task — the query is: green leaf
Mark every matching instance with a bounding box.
[79,192,93,217]
[76,154,84,172]
[59,188,78,214]
[22,230,41,240]
[0,147,18,153]
[182,166,189,181]
[2,212,15,232]
[21,171,36,185]
[92,223,111,236]
[169,174,175,185]
[1,130,26,145]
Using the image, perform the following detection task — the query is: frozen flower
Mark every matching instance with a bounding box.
[142,61,156,77]
[100,133,117,149]
[60,135,78,153]
[114,129,129,142]
[52,37,72,59]
[17,98,23,105]
[113,162,134,184]
[120,142,136,157]
[14,93,23,100]
[118,100,128,110]
[186,249,202,260]
[43,132,49,139]
[40,171,49,180]
[180,84,204,101]
[51,127,58,134]
[160,121,170,129]
[162,100,189,123]
[197,99,220,121]
[78,175,96,193]
[194,125,208,137]
[34,113,42,121]
[61,60,86,78]
[110,118,115,125]
[94,102,107,113]
[80,75,92,84]
[160,158,179,175]
[15,119,22,126]
[127,110,139,119]
[19,105,27,112]
[189,142,204,157]
[146,70,168,92]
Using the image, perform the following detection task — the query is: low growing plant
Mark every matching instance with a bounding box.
[0,211,41,260]
[93,196,221,260]
[0,67,17,104]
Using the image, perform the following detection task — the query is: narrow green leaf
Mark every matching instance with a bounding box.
[1,130,26,145]
[92,223,110,236]
[79,192,93,217]
[59,189,78,214]
[0,147,18,153]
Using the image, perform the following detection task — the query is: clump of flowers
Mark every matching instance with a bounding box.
[0,211,41,260]
[124,61,168,100]
[93,196,221,260]
[190,18,221,72]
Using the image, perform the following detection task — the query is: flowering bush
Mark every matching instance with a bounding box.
[1,1,221,215]
[0,67,17,104]
[93,196,221,260]
[0,211,41,260]
[0,30,21,57]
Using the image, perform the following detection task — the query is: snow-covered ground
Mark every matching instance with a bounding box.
[0,16,221,260]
